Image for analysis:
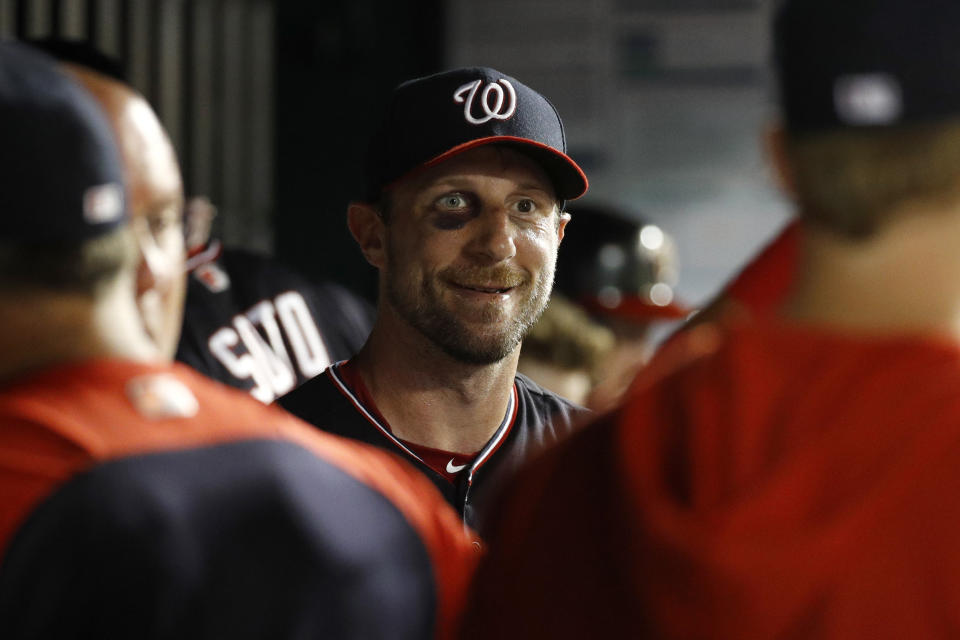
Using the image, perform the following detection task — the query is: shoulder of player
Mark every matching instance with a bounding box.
[513,372,590,421]
[460,409,623,636]
[266,420,479,637]
[274,367,346,420]
[0,438,469,638]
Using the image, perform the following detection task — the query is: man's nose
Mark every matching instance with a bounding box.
[466,209,517,263]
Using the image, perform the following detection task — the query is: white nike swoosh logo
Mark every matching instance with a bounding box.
[446,459,468,474]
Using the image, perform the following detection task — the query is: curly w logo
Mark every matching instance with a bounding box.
[453,78,517,125]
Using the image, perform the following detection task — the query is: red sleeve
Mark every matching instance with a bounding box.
[724,219,800,314]
[276,416,479,640]
[459,413,643,639]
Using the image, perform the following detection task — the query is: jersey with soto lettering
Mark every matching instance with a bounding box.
[176,243,374,403]
[0,359,475,640]
[278,361,588,533]
[462,321,960,639]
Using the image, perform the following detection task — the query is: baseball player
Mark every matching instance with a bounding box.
[0,42,474,640]
[462,0,960,637]
[176,196,375,403]
[279,67,590,532]
[552,203,690,410]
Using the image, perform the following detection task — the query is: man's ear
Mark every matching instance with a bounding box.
[557,210,571,244]
[347,202,386,269]
[764,123,799,201]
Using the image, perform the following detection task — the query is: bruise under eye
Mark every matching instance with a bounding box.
[429,192,474,229]
[432,211,470,230]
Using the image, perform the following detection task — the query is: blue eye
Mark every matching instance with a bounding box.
[437,194,469,210]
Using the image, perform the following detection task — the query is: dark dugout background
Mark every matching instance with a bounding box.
[0,0,443,302]
[275,0,445,299]
[0,0,789,307]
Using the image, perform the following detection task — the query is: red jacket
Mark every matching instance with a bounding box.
[464,321,960,639]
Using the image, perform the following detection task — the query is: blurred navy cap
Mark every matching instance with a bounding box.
[775,0,960,134]
[0,41,126,241]
[363,66,588,202]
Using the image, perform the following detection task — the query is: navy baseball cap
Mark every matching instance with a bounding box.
[0,41,126,241]
[363,67,588,202]
[775,0,960,134]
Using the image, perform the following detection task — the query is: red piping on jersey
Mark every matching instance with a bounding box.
[467,384,518,483]
[325,363,427,465]
[184,239,223,272]
[326,361,519,481]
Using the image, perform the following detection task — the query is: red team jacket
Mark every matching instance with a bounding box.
[463,320,960,638]
[724,219,799,314]
[0,359,475,639]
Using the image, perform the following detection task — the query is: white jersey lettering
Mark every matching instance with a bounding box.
[276,291,331,379]
[205,292,329,403]
[208,326,275,404]
[233,314,296,402]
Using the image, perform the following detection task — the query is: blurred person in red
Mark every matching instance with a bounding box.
[0,42,474,640]
[461,0,960,638]
[552,204,690,410]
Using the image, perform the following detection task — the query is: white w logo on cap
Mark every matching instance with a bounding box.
[453,79,517,125]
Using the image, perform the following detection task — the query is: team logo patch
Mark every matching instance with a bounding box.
[126,374,200,420]
[195,262,231,293]
[834,73,903,126]
[453,78,517,125]
[83,182,124,224]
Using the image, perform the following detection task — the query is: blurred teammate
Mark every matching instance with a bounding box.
[462,1,960,637]
[517,294,615,405]
[177,196,374,403]
[554,203,689,410]
[0,42,474,640]
[280,67,589,531]
[27,38,374,403]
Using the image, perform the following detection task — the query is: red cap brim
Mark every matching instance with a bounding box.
[388,135,589,201]
[580,295,692,322]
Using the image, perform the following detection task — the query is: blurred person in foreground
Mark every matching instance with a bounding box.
[27,38,375,404]
[0,42,474,640]
[553,204,689,410]
[462,1,960,638]
[279,67,590,533]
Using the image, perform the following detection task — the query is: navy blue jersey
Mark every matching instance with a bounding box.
[0,360,476,640]
[176,243,374,402]
[277,362,588,533]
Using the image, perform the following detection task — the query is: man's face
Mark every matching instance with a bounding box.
[69,67,186,359]
[381,146,568,364]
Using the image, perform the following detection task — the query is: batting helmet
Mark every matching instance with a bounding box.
[555,204,689,322]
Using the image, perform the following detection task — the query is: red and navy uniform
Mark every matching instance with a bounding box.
[278,360,588,533]
[176,242,374,403]
[0,359,475,640]
[463,320,960,639]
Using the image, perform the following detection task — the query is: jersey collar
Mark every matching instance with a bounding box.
[327,360,518,479]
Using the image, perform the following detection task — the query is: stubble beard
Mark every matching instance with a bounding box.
[386,259,555,366]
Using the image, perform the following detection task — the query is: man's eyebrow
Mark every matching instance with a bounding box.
[423,177,474,191]
[515,182,554,196]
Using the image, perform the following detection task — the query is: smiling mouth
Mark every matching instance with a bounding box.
[454,283,515,295]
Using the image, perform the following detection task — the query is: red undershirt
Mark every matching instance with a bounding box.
[337,360,479,483]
